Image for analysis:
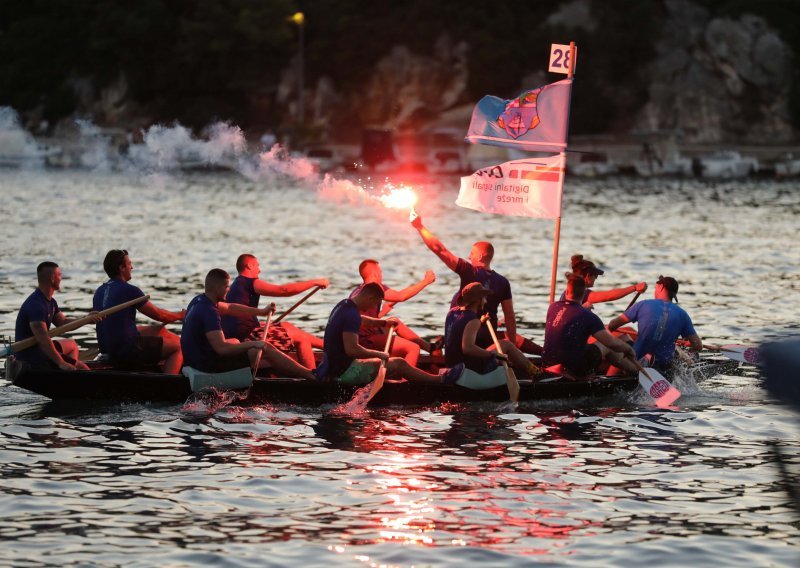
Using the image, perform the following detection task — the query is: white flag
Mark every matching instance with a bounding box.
[456,155,565,219]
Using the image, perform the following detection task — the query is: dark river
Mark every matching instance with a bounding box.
[1,169,798,566]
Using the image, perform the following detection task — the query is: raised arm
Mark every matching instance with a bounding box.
[410,211,460,272]
[383,270,436,303]
[254,278,329,297]
[587,282,647,306]
[218,301,275,318]
[139,300,185,324]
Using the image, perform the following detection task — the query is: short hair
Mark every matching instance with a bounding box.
[236,253,256,273]
[472,241,494,261]
[205,268,230,289]
[103,249,128,278]
[358,259,379,278]
[356,282,385,300]
[36,261,59,282]
[565,274,586,301]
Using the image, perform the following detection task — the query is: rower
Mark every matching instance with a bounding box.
[181,268,315,379]
[93,250,184,374]
[350,259,438,366]
[608,275,702,374]
[561,254,647,310]
[444,283,536,380]
[220,253,328,369]
[543,275,638,379]
[315,283,443,385]
[14,261,99,370]
[410,210,542,355]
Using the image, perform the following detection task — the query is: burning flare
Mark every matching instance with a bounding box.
[378,184,418,210]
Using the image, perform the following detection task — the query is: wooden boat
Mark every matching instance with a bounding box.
[3,355,739,406]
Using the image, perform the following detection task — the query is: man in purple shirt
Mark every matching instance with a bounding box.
[93,250,185,374]
[14,261,98,370]
[543,275,637,378]
[410,210,541,355]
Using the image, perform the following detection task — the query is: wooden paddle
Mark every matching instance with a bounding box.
[1,294,149,357]
[365,324,396,404]
[273,285,322,324]
[251,307,274,378]
[482,314,520,402]
[631,358,681,407]
[625,291,641,311]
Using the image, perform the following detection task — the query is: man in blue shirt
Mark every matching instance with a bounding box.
[410,210,541,355]
[182,268,316,379]
[543,275,637,378]
[316,283,442,385]
[609,275,702,373]
[221,253,328,368]
[15,261,98,370]
[94,250,185,373]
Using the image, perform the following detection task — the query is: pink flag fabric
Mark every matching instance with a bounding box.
[456,155,565,219]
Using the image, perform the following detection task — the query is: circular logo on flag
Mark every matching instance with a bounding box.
[650,380,670,399]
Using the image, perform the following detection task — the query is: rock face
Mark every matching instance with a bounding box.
[635,0,795,143]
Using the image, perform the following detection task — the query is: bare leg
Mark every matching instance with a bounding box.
[252,343,315,381]
[599,344,637,376]
[279,322,316,368]
[489,339,537,375]
[386,358,442,383]
[395,320,431,352]
[365,332,421,366]
[282,322,323,349]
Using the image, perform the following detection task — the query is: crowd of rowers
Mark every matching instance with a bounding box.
[12,212,702,386]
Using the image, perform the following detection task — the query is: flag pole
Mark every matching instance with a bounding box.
[548,41,576,304]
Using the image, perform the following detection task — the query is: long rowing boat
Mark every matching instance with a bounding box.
[3,355,740,406]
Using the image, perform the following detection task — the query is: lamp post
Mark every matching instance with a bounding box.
[290,11,305,125]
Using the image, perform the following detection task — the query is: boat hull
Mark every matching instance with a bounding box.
[5,357,739,406]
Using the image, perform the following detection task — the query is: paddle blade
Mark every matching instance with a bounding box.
[721,345,761,365]
[504,365,520,402]
[638,368,681,407]
[365,365,387,404]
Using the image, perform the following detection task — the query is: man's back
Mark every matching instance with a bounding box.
[221,275,259,340]
[624,299,695,364]
[316,298,362,380]
[94,279,144,356]
[543,300,604,366]
[181,294,221,372]
[450,259,511,325]
[14,289,59,362]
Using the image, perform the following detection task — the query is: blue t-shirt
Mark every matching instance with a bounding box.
[349,283,388,339]
[443,307,495,373]
[624,299,696,365]
[450,259,512,328]
[181,294,223,372]
[93,279,146,356]
[14,288,61,363]
[542,300,604,366]
[221,275,259,340]
[315,298,362,380]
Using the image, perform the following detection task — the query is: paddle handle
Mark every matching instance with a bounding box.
[625,291,641,311]
[273,285,322,324]
[630,358,653,382]
[4,294,149,356]
[483,314,520,402]
[252,308,274,376]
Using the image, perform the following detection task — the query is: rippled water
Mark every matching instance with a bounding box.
[1,170,799,566]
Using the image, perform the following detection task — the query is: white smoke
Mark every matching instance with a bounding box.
[0,107,49,168]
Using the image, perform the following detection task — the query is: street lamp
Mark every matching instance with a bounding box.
[290,11,304,125]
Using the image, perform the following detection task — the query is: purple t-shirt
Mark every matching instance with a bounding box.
[14,288,61,363]
[450,258,512,327]
[624,299,696,365]
[93,279,146,356]
[180,294,223,372]
[221,275,260,340]
[316,298,362,380]
[542,300,604,367]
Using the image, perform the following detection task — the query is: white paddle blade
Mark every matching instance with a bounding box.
[721,345,761,365]
[638,368,681,407]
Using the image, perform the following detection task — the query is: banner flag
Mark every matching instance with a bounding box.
[456,155,565,219]
[465,79,572,152]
